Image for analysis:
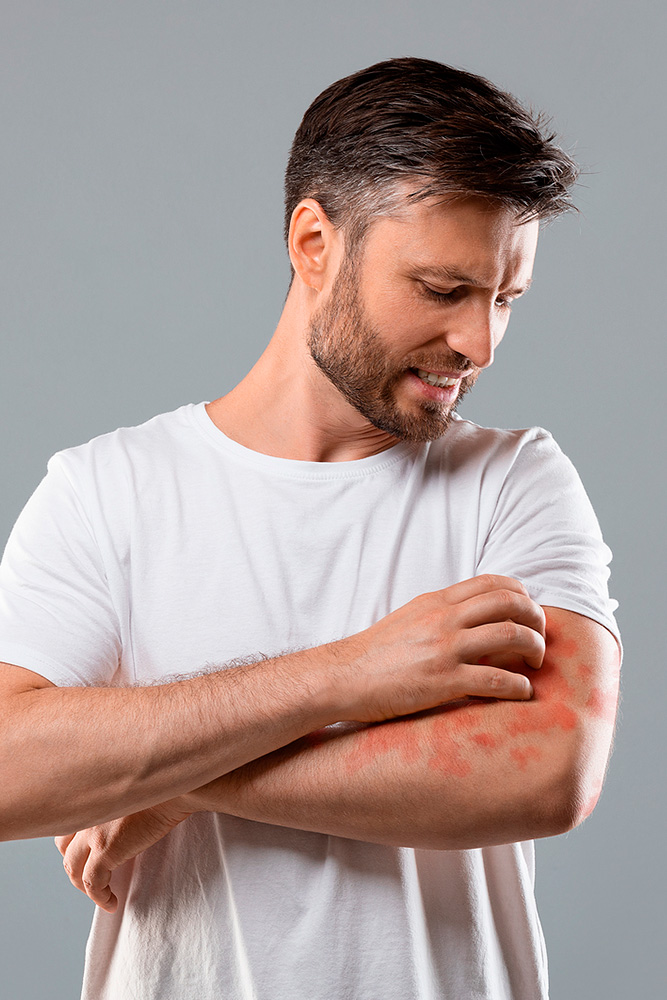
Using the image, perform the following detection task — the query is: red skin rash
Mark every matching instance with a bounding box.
[338,619,616,779]
[427,705,496,777]
[343,703,488,778]
[344,717,423,776]
[577,662,593,681]
[506,646,578,736]
[472,732,500,750]
[342,652,580,777]
[510,745,542,770]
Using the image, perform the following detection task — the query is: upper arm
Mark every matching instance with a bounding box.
[534,606,621,821]
[0,663,55,696]
[414,605,620,838]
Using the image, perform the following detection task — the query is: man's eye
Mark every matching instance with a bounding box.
[495,296,515,310]
[422,284,458,302]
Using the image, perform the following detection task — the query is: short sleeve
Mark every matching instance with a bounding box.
[0,453,122,686]
[476,430,620,642]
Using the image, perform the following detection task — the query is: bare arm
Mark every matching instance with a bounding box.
[185,607,619,848]
[58,606,619,912]
[0,574,542,840]
[0,649,343,840]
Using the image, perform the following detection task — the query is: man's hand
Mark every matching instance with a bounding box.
[335,574,545,723]
[55,798,192,912]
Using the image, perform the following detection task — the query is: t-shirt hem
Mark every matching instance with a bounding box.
[0,642,88,687]
[528,589,622,652]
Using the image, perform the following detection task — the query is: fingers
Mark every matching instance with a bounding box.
[54,833,75,856]
[59,827,119,913]
[61,832,92,893]
[439,574,530,605]
[457,662,534,701]
[81,852,117,912]
[465,621,546,672]
[458,589,546,638]
[438,576,545,673]
[56,805,188,913]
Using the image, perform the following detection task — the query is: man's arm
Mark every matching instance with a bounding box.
[0,574,542,840]
[58,606,619,912]
[187,607,619,848]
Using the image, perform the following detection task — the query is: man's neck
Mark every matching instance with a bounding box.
[205,298,401,464]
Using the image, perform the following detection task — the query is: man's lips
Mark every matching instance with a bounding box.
[407,369,465,400]
[410,366,476,379]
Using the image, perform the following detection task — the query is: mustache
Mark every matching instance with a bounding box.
[406,356,478,377]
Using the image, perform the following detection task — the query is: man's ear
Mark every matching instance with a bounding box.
[287,199,342,291]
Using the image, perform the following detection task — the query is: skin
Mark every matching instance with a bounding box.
[0,188,620,913]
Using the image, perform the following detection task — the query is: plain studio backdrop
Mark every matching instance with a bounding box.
[1,2,665,998]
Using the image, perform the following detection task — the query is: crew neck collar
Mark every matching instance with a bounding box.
[189,401,422,481]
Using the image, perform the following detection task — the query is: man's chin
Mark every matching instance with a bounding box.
[365,402,458,443]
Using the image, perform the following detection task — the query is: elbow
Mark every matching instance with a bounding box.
[561,780,604,833]
[542,761,606,837]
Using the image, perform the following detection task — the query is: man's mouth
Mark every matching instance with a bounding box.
[412,367,471,388]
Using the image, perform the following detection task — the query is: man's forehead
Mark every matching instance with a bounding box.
[366,192,539,289]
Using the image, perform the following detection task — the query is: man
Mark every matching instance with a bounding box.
[0,57,620,999]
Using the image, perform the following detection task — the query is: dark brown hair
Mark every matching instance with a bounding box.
[284,57,579,251]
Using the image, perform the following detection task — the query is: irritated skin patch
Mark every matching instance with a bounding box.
[510,746,542,770]
[472,732,500,750]
[339,611,618,784]
[344,716,423,776]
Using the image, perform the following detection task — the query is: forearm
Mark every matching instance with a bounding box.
[187,611,620,850]
[186,706,571,849]
[0,647,344,840]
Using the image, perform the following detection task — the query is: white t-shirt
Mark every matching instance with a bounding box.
[0,402,619,1000]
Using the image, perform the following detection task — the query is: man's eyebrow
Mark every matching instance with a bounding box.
[409,264,533,296]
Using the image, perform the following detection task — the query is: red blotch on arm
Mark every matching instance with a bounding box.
[341,612,611,783]
[344,716,423,775]
[509,745,542,770]
[472,732,500,750]
[506,647,578,737]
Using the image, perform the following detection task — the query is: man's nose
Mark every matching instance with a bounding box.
[444,304,498,370]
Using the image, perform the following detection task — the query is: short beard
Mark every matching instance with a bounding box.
[307,257,477,443]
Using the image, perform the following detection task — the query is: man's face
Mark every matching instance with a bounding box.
[308,193,539,442]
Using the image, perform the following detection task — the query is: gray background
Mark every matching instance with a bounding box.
[1,1,664,997]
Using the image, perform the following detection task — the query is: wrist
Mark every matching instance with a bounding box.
[314,634,369,722]
[180,775,236,814]
[171,790,202,815]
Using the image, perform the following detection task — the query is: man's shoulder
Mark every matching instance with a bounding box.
[48,402,206,479]
[434,413,562,472]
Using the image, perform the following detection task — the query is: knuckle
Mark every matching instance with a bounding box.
[486,670,508,692]
[499,620,519,643]
[90,828,109,853]
[497,589,518,614]
[421,592,444,616]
